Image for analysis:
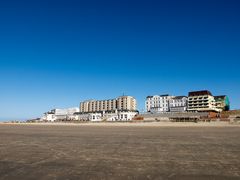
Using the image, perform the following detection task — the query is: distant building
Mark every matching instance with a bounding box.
[169,96,188,112]
[76,110,138,122]
[80,96,137,113]
[103,110,119,121]
[146,90,229,113]
[79,96,138,121]
[41,111,56,122]
[104,110,138,122]
[41,107,79,122]
[214,95,230,111]
[145,94,175,113]
[80,99,117,113]
[187,90,220,112]
[78,112,102,122]
[117,96,137,111]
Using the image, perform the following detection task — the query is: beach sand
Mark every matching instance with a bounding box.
[0,123,239,179]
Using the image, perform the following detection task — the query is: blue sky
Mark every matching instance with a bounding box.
[0,0,240,120]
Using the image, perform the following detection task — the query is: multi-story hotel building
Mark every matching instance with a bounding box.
[80,96,137,113]
[79,96,137,121]
[187,90,220,112]
[145,94,175,113]
[117,96,137,111]
[80,99,117,112]
[169,96,188,112]
[214,95,230,111]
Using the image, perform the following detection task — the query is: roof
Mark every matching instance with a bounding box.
[146,96,153,99]
[172,96,187,99]
[160,94,169,97]
[146,94,171,99]
[188,90,212,96]
[214,95,226,99]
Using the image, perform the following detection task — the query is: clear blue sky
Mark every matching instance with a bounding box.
[0,0,239,120]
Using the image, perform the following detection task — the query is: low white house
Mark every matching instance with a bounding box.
[67,114,79,121]
[89,113,102,122]
[117,111,138,121]
[41,113,56,122]
[104,111,119,121]
[78,113,102,122]
[105,110,138,122]
[77,110,138,122]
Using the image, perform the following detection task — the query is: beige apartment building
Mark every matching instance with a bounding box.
[117,96,137,111]
[187,90,220,112]
[80,96,137,113]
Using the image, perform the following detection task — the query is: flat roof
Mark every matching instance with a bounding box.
[188,90,212,96]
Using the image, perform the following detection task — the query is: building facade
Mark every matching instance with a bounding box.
[214,95,230,111]
[77,110,138,122]
[41,107,79,122]
[169,96,188,112]
[78,112,102,122]
[145,94,175,113]
[117,96,137,111]
[187,90,220,112]
[105,110,138,121]
[80,96,137,113]
[79,96,138,121]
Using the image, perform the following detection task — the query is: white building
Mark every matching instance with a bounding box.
[41,107,79,122]
[104,110,138,122]
[117,111,137,121]
[77,110,138,122]
[169,96,188,112]
[104,110,119,121]
[145,94,175,113]
[41,112,56,122]
[78,113,102,122]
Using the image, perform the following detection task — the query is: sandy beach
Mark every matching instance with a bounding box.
[1,121,240,127]
[0,123,240,179]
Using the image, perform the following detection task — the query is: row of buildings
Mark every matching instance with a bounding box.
[78,96,137,121]
[41,90,230,122]
[41,108,80,122]
[146,90,230,113]
[41,96,138,122]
